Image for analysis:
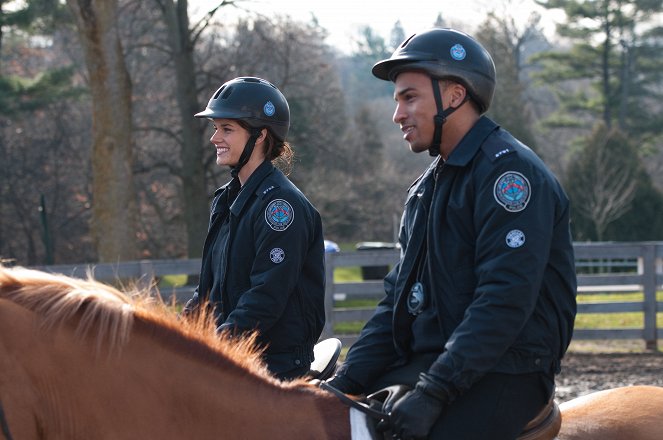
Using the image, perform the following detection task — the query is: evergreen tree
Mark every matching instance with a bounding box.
[534,0,663,145]
[433,13,445,28]
[389,20,405,51]
[0,1,84,264]
[337,25,392,108]
[0,0,77,116]
[535,0,663,241]
[476,12,540,152]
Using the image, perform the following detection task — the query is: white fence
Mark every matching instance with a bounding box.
[30,242,663,350]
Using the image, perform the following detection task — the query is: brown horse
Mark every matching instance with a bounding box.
[0,265,661,440]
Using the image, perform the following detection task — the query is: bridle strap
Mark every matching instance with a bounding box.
[320,381,389,421]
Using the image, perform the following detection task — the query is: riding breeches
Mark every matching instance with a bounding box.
[367,354,555,440]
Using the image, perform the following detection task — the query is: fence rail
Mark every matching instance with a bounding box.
[30,242,663,350]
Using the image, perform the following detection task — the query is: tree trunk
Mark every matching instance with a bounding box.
[160,0,208,258]
[66,0,139,262]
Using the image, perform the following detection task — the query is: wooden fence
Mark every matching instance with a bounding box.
[30,242,663,350]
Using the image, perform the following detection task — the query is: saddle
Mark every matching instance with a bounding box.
[307,338,342,381]
[365,385,562,440]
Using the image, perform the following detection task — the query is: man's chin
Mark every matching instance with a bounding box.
[408,144,430,154]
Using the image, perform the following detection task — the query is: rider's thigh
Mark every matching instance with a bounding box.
[429,372,553,440]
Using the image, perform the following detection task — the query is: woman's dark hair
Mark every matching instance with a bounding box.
[236,120,294,175]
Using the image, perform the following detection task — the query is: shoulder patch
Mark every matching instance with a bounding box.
[265,199,294,231]
[494,171,531,212]
[270,247,285,263]
[506,229,526,248]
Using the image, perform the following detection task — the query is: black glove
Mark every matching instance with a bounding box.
[389,373,451,440]
[324,374,364,395]
[215,322,238,337]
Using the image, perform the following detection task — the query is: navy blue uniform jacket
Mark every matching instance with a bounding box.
[338,116,577,395]
[185,160,326,375]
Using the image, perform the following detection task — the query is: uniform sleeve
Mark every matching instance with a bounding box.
[430,156,561,393]
[224,193,317,333]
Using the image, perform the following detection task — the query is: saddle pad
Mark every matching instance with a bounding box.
[350,407,373,440]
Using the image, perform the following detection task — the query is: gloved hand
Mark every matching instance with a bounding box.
[324,374,364,395]
[215,322,238,337]
[389,373,451,440]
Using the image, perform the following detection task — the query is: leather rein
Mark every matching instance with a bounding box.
[320,381,389,421]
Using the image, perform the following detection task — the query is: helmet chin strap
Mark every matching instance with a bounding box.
[429,78,468,157]
[230,128,261,179]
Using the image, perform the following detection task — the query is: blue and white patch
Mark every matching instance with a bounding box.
[450,44,466,60]
[506,229,526,248]
[265,199,294,231]
[270,247,285,263]
[263,101,275,117]
[494,171,531,212]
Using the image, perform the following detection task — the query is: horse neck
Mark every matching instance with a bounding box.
[130,314,353,438]
[0,296,351,439]
[124,321,352,439]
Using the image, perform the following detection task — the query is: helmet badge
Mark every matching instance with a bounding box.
[450,43,466,60]
[263,101,276,117]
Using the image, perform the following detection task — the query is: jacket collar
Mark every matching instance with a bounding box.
[445,116,499,167]
[230,160,274,216]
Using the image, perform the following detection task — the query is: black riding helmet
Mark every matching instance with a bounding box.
[196,76,290,140]
[196,77,290,177]
[372,28,496,156]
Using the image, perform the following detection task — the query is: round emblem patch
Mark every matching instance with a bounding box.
[265,199,294,231]
[263,101,275,116]
[494,171,531,212]
[270,247,285,263]
[450,43,466,60]
[506,229,526,248]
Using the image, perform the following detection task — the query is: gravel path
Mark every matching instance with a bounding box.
[555,351,663,402]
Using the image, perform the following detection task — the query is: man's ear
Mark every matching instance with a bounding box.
[449,83,467,108]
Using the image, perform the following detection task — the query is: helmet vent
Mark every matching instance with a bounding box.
[220,86,233,100]
[401,33,415,48]
[213,85,226,99]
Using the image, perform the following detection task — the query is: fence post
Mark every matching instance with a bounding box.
[322,252,336,339]
[138,260,156,294]
[642,243,658,351]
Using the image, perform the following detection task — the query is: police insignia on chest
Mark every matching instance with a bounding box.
[407,281,427,315]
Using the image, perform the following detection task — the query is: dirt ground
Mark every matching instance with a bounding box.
[555,348,663,403]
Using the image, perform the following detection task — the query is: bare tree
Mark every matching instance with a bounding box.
[566,125,637,240]
[148,0,240,258]
[65,0,139,262]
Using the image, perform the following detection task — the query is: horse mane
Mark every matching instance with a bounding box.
[0,265,289,386]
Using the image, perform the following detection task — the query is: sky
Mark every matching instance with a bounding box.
[191,0,564,54]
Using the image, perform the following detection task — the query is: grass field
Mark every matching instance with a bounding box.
[164,265,663,352]
[332,268,663,349]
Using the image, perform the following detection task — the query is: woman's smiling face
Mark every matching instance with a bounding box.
[210,119,251,167]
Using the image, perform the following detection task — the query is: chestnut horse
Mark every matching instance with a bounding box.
[0,265,662,440]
